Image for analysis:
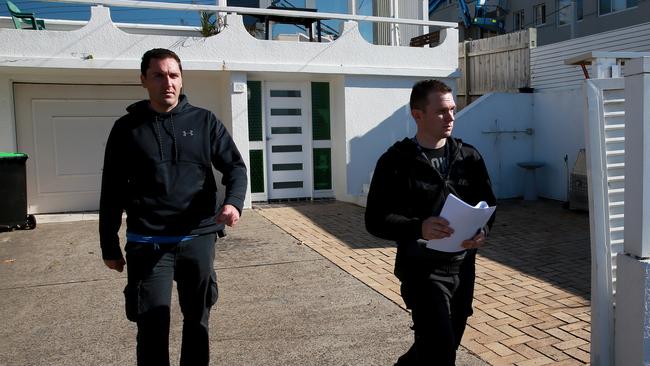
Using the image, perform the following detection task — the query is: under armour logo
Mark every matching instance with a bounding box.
[182,130,194,137]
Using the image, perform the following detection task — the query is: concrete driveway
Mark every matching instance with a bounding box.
[0,209,486,365]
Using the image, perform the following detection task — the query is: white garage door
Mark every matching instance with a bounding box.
[14,84,146,214]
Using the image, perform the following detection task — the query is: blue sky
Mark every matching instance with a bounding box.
[3,0,374,41]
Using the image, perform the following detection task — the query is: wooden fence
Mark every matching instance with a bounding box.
[457,28,536,108]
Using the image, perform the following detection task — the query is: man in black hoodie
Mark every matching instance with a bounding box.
[365,80,495,365]
[99,48,247,366]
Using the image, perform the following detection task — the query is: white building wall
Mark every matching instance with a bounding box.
[453,92,534,199]
[343,75,428,199]
[0,7,458,78]
[182,73,225,125]
[0,5,460,210]
[453,90,585,201]
[533,89,586,201]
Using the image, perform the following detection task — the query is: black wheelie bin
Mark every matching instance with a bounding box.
[0,152,36,231]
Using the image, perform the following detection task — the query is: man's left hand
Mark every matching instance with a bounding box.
[217,204,240,227]
[461,231,486,249]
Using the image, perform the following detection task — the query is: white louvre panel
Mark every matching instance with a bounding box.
[584,77,625,363]
[602,88,626,292]
[531,22,650,91]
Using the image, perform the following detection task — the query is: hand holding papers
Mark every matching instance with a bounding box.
[426,194,496,252]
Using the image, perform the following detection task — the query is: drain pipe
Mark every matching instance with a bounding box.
[570,0,576,39]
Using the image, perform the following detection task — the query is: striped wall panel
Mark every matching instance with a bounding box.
[531,21,650,91]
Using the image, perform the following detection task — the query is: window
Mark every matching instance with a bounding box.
[559,0,584,23]
[534,4,546,26]
[577,0,583,20]
[600,0,637,15]
[513,9,525,30]
[557,0,571,26]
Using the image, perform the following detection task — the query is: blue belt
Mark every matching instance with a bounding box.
[126,232,197,244]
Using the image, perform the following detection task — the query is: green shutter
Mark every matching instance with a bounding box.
[311,82,331,140]
[248,81,263,141]
[313,148,332,190]
[249,149,264,193]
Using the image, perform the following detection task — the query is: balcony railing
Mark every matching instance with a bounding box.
[9,0,457,46]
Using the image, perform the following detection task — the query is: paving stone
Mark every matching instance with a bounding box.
[256,199,591,366]
[544,328,576,341]
[560,321,589,332]
[554,338,588,351]
[563,347,591,363]
[520,326,548,339]
[490,353,527,365]
[501,335,534,346]
[514,356,556,366]
[509,344,545,359]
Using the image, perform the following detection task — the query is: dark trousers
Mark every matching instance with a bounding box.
[396,252,476,366]
[124,234,218,366]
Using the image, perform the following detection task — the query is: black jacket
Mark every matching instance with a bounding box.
[365,137,495,280]
[99,95,248,260]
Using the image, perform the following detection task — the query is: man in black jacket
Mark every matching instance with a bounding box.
[99,48,247,366]
[365,79,495,365]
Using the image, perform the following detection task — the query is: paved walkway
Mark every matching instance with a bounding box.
[256,199,591,365]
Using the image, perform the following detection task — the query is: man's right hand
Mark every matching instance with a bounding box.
[421,216,454,240]
[104,258,126,272]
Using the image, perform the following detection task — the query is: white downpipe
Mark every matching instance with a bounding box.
[349,0,356,15]
[390,0,400,46]
[421,0,428,36]
[217,0,226,22]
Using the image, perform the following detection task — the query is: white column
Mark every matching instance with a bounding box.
[348,0,356,15]
[228,71,252,209]
[390,0,399,46]
[217,0,227,26]
[623,57,650,260]
[616,56,650,366]
[421,0,428,36]
[0,75,16,151]
[594,57,618,79]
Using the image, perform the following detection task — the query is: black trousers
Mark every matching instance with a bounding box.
[124,234,218,366]
[395,251,476,366]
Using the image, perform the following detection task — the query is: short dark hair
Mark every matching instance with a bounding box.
[409,79,453,111]
[141,48,182,76]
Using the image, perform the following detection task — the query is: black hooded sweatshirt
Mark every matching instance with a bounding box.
[99,95,247,260]
[365,137,496,281]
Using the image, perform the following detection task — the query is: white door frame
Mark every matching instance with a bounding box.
[263,81,313,200]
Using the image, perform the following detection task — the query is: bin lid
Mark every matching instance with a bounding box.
[0,152,28,160]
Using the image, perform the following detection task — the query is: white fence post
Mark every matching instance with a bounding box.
[615,56,650,366]
[584,77,622,366]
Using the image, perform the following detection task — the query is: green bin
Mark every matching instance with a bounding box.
[0,152,36,230]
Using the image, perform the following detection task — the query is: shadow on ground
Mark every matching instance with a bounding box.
[258,199,591,301]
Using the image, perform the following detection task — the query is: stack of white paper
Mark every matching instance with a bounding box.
[426,193,496,252]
